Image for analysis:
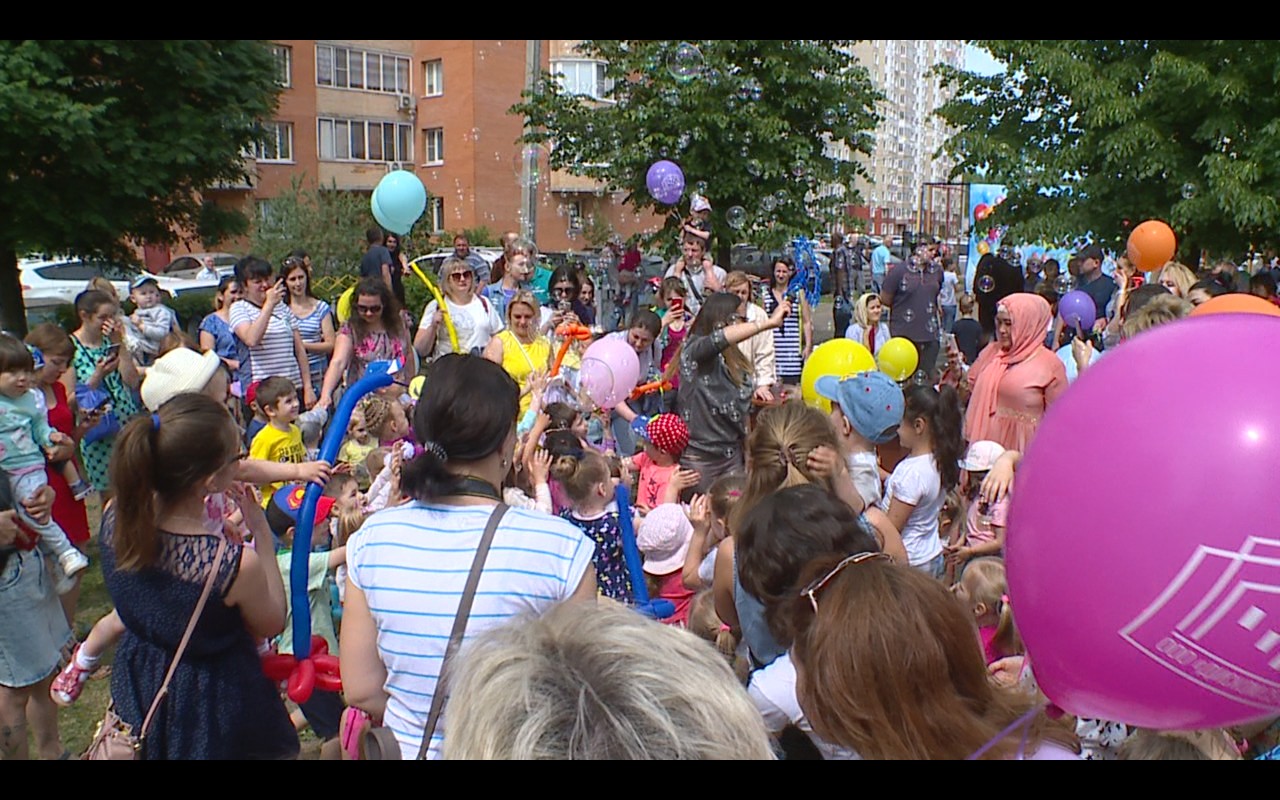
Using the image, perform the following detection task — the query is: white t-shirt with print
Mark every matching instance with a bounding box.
[748,653,862,760]
[878,454,945,566]
[419,295,504,359]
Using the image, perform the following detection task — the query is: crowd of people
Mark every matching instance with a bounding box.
[1,211,1278,762]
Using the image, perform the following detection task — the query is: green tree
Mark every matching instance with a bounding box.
[251,175,373,276]
[0,40,281,334]
[935,40,1280,261]
[511,40,881,267]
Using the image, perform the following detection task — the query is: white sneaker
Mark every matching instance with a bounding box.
[52,566,77,596]
[57,548,90,579]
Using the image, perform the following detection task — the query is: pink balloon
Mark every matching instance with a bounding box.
[580,336,640,410]
[1008,314,1280,729]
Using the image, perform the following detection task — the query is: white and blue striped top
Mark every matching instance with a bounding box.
[346,501,595,760]
[765,290,803,379]
[229,299,302,389]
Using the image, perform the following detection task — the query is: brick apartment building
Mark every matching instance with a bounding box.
[179,40,659,266]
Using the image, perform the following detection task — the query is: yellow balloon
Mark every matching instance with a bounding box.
[977,241,991,256]
[336,285,356,325]
[877,337,920,382]
[800,339,877,413]
[408,374,426,401]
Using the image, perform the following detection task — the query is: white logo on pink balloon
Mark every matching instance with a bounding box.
[1121,537,1280,710]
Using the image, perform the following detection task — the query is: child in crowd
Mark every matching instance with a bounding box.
[681,473,745,591]
[1118,729,1241,761]
[625,413,690,511]
[687,589,748,683]
[636,503,696,626]
[357,394,413,512]
[338,409,377,490]
[322,472,365,611]
[951,556,1019,665]
[503,447,553,514]
[126,275,180,366]
[0,335,89,586]
[551,449,632,602]
[244,380,267,447]
[951,292,983,365]
[249,376,308,505]
[879,384,964,578]
[657,280,690,387]
[945,440,1010,575]
[27,345,94,500]
[814,370,904,509]
[265,484,345,760]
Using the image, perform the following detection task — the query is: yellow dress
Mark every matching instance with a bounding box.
[495,330,551,415]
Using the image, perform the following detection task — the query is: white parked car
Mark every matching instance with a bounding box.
[19,257,221,309]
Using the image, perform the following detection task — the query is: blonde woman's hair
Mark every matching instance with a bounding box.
[1121,294,1191,340]
[1155,262,1196,298]
[732,401,839,536]
[852,292,880,329]
[722,270,752,292]
[506,289,540,324]
[442,601,776,760]
[961,557,1021,660]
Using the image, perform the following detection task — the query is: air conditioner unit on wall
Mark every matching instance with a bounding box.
[397,94,414,111]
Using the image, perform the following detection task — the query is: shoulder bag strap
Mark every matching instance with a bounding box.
[137,535,229,741]
[414,502,510,760]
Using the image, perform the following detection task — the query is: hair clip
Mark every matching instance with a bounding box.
[422,440,448,462]
[726,489,742,499]
[151,413,161,431]
[1000,594,1010,606]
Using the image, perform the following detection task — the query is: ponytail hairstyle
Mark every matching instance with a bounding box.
[732,402,838,537]
[961,557,1022,660]
[110,393,240,571]
[902,384,963,491]
[688,589,738,661]
[402,354,519,501]
[707,473,747,526]
[544,402,580,432]
[548,449,610,506]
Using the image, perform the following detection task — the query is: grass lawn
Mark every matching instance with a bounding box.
[46,496,323,759]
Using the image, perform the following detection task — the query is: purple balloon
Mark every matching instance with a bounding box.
[1058,290,1097,332]
[1007,314,1280,729]
[646,160,686,206]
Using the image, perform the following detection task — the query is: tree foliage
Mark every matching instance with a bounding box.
[935,40,1280,260]
[511,40,881,265]
[251,176,372,276]
[0,40,281,333]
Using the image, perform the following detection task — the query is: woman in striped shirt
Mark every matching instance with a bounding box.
[340,354,596,760]
[282,257,336,394]
[229,256,313,405]
[763,257,813,394]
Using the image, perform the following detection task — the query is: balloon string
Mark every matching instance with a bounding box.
[965,702,1045,760]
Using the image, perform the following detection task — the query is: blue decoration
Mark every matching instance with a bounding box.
[789,236,823,309]
[614,483,675,620]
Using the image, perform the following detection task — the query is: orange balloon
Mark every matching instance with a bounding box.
[1189,293,1280,318]
[1126,220,1177,272]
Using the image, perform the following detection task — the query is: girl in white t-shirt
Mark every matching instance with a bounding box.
[878,384,964,578]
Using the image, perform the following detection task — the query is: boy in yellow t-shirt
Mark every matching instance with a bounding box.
[250,376,307,505]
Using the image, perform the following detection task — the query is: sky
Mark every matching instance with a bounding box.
[964,44,1005,77]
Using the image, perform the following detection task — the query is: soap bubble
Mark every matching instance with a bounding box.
[746,159,763,177]
[977,274,996,293]
[900,308,915,324]
[726,206,748,229]
[512,143,550,188]
[667,43,704,82]
[1181,182,1198,200]
[760,195,777,212]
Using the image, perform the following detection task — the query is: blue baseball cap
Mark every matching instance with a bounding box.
[815,371,904,445]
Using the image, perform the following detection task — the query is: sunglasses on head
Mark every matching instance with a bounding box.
[357,304,383,315]
[800,551,893,614]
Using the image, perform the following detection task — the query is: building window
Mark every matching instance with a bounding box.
[565,200,583,231]
[318,118,413,163]
[272,45,292,88]
[316,44,411,94]
[254,122,294,162]
[427,196,445,233]
[550,59,612,101]
[424,128,444,165]
[424,59,443,96]
[257,199,277,225]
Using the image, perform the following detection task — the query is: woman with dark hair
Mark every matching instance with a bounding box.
[676,292,790,491]
[315,278,412,411]
[199,276,251,393]
[764,256,812,391]
[539,265,593,336]
[282,256,336,394]
[787,553,1079,759]
[340,354,597,760]
[383,232,409,308]
[229,256,313,405]
[972,254,1025,343]
[70,289,143,499]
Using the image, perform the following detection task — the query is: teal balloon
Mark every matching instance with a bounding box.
[371,170,426,234]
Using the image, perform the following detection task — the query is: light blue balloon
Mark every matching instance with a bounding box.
[372,184,417,235]
[371,170,426,234]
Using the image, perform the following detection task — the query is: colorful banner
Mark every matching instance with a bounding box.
[966,183,1007,292]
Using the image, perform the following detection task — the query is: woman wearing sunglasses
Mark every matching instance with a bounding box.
[787,552,1079,759]
[415,257,504,363]
[315,278,412,412]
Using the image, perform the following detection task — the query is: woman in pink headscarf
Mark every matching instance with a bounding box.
[960,293,1067,452]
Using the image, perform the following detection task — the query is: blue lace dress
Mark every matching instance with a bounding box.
[100,508,298,760]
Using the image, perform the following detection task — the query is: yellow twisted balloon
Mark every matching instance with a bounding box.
[407,256,460,354]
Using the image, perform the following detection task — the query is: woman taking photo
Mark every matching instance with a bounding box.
[415,257,504,362]
[676,292,790,491]
[957,293,1067,453]
[198,277,251,393]
[282,256,336,395]
[71,289,142,500]
[763,257,812,392]
[539,266,592,336]
[229,256,313,406]
[845,292,892,357]
[341,354,596,760]
[316,278,412,412]
[484,291,551,417]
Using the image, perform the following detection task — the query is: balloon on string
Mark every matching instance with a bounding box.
[371,170,427,234]
[1126,220,1177,272]
[801,339,876,413]
[579,337,640,410]
[1058,290,1097,331]
[646,160,686,205]
[1007,314,1280,729]
[877,337,919,382]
